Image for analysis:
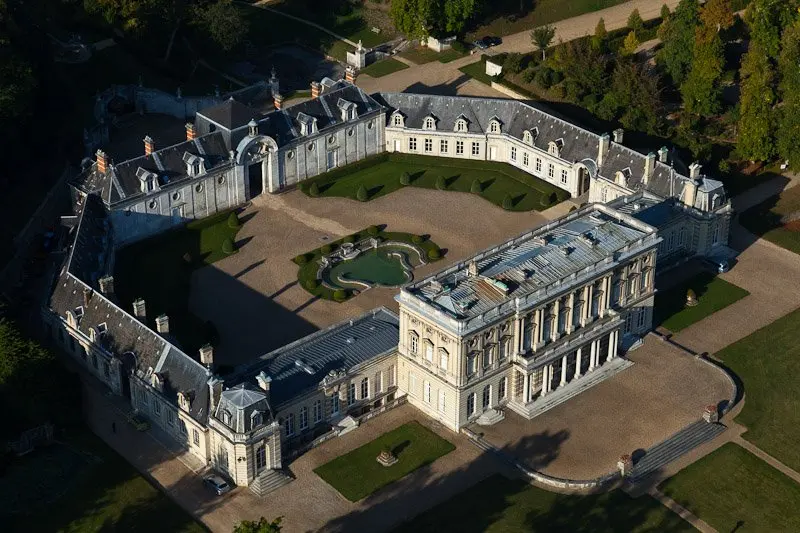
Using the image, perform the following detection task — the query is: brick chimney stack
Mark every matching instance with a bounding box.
[98,275,115,296]
[96,150,109,174]
[144,136,155,156]
[345,66,356,84]
[132,298,146,321]
[274,93,283,110]
[155,314,170,335]
[185,123,197,141]
[200,344,214,368]
[311,81,321,99]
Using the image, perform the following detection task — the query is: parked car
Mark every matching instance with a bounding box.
[703,257,732,273]
[204,474,232,495]
[472,38,489,50]
[472,36,502,50]
[126,411,150,432]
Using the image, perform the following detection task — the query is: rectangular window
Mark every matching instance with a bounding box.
[471,142,480,156]
[284,414,295,436]
[425,341,434,363]
[510,146,517,161]
[456,141,464,155]
[424,381,432,403]
[548,163,555,179]
[374,371,383,396]
[313,399,322,423]
[409,137,417,151]
[330,395,340,415]
[523,152,529,166]
[467,353,477,376]
[347,383,356,405]
[482,347,492,369]
[641,270,650,292]
[467,393,476,416]
[360,378,369,400]
[167,410,175,427]
[299,406,308,430]
[438,390,446,413]
[561,169,568,184]
[388,365,396,387]
[153,401,161,416]
[103,362,110,378]
[536,158,542,173]
[193,428,200,446]
[179,419,187,436]
[637,309,647,328]
[424,138,433,152]
[409,333,418,354]
[499,377,507,400]
[440,139,448,153]
[439,350,448,370]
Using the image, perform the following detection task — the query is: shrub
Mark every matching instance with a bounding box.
[451,40,467,54]
[718,159,732,174]
[342,235,355,244]
[321,243,333,254]
[427,247,441,260]
[502,194,514,210]
[333,289,347,301]
[305,279,319,290]
[400,171,411,186]
[411,234,424,244]
[356,184,368,201]
[503,53,525,74]
[470,179,482,194]
[435,175,447,190]
[227,211,240,228]
[294,253,308,265]
[534,66,554,89]
[222,237,236,255]
[522,68,537,84]
[367,225,380,236]
[549,83,566,99]
[308,182,320,197]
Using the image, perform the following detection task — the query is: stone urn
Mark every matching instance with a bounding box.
[376,446,398,467]
[685,289,699,307]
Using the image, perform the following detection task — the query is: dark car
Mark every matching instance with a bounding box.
[203,474,232,495]
[472,36,502,50]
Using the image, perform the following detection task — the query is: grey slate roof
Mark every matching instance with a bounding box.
[214,383,271,434]
[403,205,654,321]
[197,98,261,130]
[609,191,683,228]
[155,346,212,423]
[231,308,399,407]
[73,132,230,206]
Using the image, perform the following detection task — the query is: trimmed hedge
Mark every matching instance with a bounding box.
[227,211,240,228]
[222,237,236,255]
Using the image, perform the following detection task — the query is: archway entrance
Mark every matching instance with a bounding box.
[578,167,590,195]
[248,161,264,197]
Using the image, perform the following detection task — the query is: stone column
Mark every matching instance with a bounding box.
[541,366,551,396]
[607,330,618,362]
[523,372,530,403]
[604,275,613,310]
[586,284,594,322]
[566,292,576,334]
[589,340,597,371]
[551,299,560,341]
[534,309,543,348]
[574,347,582,379]
[560,354,568,387]
[514,317,523,354]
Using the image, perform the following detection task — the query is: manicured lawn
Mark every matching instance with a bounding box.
[314,421,455,502]
[716,306,800,472]
[114,210,242,356]
[294,226,443,301]
[5,430,204,532]
[360,58,409,78]
[740,189,800,256]
[660,443,800,533]
[300,153,568,212]
[399,46,465,64]
[395,474,691,532]
[459,57,494,85]
[653,271,749,332]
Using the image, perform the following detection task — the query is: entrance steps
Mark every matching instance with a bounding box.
[629,420,727,483]
[507,357,633,419]
[475,408,505,426]
[249,468,293,498]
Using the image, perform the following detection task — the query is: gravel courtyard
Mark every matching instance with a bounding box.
[189,187,547,365]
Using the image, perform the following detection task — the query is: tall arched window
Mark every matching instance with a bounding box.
[482,385,492,409]
[256,444,267,471]
[424,116,436,130]
[360,377,369,399]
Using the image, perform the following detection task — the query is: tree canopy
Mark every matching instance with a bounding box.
[737,42,775,161]
[680,1,728,117]
[531,25,556,60]
[233,517,283,533]
[627,8,644,34]
[699,0,734,33]
[777,21,800,168]
[745,0,799,60]
[190,0,247,51]
[657,0,700,84]
[390,0,482,38]
[599,61,665,135]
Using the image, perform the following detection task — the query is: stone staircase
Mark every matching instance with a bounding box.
[629,420,727,483]
[475,408,505,426]
[249,468,294,498]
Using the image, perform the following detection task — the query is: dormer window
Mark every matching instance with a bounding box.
[183,153,205,177]
[297,112,318,136]
[615,168,632,186]
[150,373,164,392]
[455,117,468,133]
[423,116,437,130]
[251,410,263,429]
[488,118,501,134]
[337,98,358,122]
[221,409,232,426]
[136,167,159,194]
[74,306,84,320]
[97,322,107,336]
[392,112,404,127]
[548,138,564,157]
[523,129,535,145]
[177,391,191,411]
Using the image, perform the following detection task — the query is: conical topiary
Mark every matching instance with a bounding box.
[356,184,368,201]
[227,211,240,228]
[502,194,513,210]
[470,179,482,194]
[222,237,237,255]
[333,289,347,301]
[309,182,320,197]
[436,175,447,190]
[400,171,411,186]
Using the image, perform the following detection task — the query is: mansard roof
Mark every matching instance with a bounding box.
[230,308,399,408]
[197,98,261,130]
[73,132,230,207]
[215,383,271,434]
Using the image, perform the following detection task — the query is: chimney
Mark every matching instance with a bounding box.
[96,150,109,174]
[208,376,223,413]
[612,128,624,144]
[98,275,115,296]
[185,122,197,141]
[658,146,669,164]
[689,162,702,180]
[155,314,170,334]
[200,344,214,368]
[597,133,610,167]
[144,135,155,156]
[682,179,698,208]
[468,261,479,277]
[643,152,656,184]
[273,93,283,110]
[256,371,272,397]
[345,66,356,84]
[311,81,321,99]
[132,298,146,321]
[83,287,93,307]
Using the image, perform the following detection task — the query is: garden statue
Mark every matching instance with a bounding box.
[376,446,398,467]
[685,289,698,307]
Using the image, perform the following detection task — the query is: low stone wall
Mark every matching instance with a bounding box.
[356,394,407,425]
[490,81,528,101]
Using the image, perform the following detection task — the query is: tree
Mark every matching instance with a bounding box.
[84,0,163,33]
[776,21,800,167]
[745,0,799,60]
[356,184,368,201]
[531,25,556,60]
[600,61,665,135]
[191,0,248,51]
[592,18,607,50]
[502,194,513,210]
[227,211,240,228]
[442,0,480,35]
[222,237,236,254]
[681,28,724,116]
[435,175,447,190]
[399,171,411,185]
[700,0,734,33]
[737,43,775,161]
[233,516,283,533]
[308,182,320,196]
[660,4,671,21]
[621,31,640,56]
[390,0,435,39]
[470,179,482,193]
[627,8,644,34]
[555,38,608,105]
[657,0,700,84]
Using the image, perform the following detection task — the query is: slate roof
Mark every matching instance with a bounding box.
[230,308,399,408]
[609,191,684,228]
[402,205,656,322]
[73,132,231,207]
[214,383,271,434]
[197,98,261,130]
[154,346,212,423]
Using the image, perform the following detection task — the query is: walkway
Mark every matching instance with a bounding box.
[649,488,718,533]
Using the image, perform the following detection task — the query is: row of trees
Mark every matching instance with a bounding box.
[390,0,482,39]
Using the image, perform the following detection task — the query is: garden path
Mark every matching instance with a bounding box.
[251,191,358,237]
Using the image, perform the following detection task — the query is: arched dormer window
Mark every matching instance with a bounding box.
[392,112,404,127]
[423,116,436,130]
[522,130,534,145]
[488,118,501,134]
[454,117,468,133]
[615,168,631,187]
[88,327,97,343]
[221,409,232,426]
[250,410,263,429]
[548,139,564,157]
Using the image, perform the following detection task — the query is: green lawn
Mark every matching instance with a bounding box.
[300,153,568,212]
[395,474,691,532]
[660,443,800,533]
[314,421,455,502]
[114,210,241,356]
[740,189,800,256]
[716,306,800,472]
[360,58,409,78]
[399,46,465,64]
[653,271,749,333]
[5,430,204,532]
[459,57,494,85]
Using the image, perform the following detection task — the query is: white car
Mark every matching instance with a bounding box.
[203,474,232,495]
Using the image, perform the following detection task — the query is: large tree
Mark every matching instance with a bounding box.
[84,0,165,33]
[390,0,480,38]
[777,21,800,168]
[737,42,775,161]
[657,0,700,84]
[531,24,556,60]
[233,517,282,533]
[681,1,729,116]
[700,0,734,33]
[555,38,608,105]
[190,0,247,51]
[599,61,665,135]
[745,0,800,60]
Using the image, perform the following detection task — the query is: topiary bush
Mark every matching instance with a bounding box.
[367,225,380,237]
[427,247,441,260]
[400,171,411,186]
[222,237,237,255]
[356,184,368,201]
[411,234,424,245]
[502,194,514,210]
[470,179,482,194]
[436,175,447,190]
[321,243,333,254]
[308,182,320,197]
[227,211,240,228]
[333,289,347,302]
[294,253,308,265]
[305,278,319,290]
